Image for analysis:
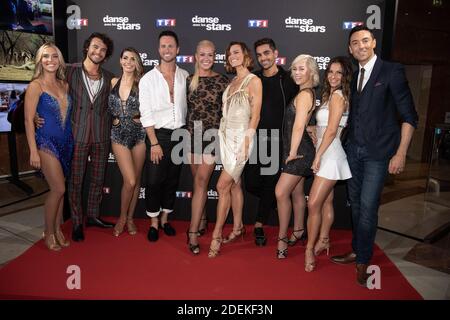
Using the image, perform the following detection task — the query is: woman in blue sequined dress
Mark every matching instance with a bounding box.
[24,42,74,251]
[108,47,146,237]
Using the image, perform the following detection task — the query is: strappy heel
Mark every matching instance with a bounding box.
[288,228,307,246]
[186,230,200,255]
[277,237,289,259]
[208,237,222,258]
[198,217,208,236]
[113,217,126,237]
[223,226,246,244]
[127,218,137,235]
[314,237,330,256]
[305,248,316,272]
[55,229,70,247]
[42,232,62,252]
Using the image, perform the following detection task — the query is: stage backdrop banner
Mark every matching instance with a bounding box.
[70,0,391,228]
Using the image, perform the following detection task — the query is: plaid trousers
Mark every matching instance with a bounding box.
[68,141,109,226]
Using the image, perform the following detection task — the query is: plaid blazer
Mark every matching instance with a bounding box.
[66,63,114,144]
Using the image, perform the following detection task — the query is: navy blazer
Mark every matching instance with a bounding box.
[346,58,418,160]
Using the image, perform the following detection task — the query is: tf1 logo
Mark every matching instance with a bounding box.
[248,20,268,28]
[176,56,194,63]
[276,57,286,65]
[156,19,176,27]
[66,5,88,29]
[342,21,364,30]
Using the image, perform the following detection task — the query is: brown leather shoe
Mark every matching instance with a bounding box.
[356,264,369,287]
[330,251,356,265]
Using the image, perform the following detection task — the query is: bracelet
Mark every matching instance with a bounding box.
[151,142,159,147]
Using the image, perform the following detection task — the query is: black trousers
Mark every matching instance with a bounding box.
[244,136,281,225]
[145,128,182,215]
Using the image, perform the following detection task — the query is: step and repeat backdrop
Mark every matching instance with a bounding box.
[69,0,392,228]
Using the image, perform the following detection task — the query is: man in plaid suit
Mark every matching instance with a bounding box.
[67,33,115,241]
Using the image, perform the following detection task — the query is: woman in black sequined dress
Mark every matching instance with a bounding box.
[107,47,146,237]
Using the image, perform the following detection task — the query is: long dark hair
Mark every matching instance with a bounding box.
[120,47,144,93]
[321,56,353,104]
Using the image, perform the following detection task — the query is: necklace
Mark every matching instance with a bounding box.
[82,63,102,80]
[234,72,249,82]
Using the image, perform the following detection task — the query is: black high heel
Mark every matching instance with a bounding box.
[288,228,307,246]
[186,230,200,255]
[197,217,208,236]
[277,237,289,259]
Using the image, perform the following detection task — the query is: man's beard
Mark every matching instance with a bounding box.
[88,53,104,65]
[262,61,275,70]
[160,56,176,64]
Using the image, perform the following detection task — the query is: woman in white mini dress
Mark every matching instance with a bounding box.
[304,56,353,272]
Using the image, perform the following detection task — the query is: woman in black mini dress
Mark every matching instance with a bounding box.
[275,54,320,267]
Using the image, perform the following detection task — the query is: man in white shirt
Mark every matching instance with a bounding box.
[139,30,189,242]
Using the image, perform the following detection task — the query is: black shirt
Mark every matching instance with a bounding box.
[255,66,298,136]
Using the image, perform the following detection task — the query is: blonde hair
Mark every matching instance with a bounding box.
[290,54,320,87]
[32,42,66,81]
[189,40,216,93]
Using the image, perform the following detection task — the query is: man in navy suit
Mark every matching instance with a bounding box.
[331,25,418,287]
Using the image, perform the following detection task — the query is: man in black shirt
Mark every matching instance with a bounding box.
[244,38,298,246]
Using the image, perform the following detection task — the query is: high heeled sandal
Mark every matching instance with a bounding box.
[113,218,127,237]
[288,228,307,246]
[42,232,62,251]
[186,230,200,255]
[208,237,222,258]
[198,217,208,236]
[223,226,246,244]
[55,229,70,247]
[276,237,289,259]
[305,248,316,272]
[314,237,330,256]
[127,219,137,235]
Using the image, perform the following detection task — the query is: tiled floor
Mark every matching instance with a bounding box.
[0,170,449,300]
[379,193,450,240]
[0,206,44,267]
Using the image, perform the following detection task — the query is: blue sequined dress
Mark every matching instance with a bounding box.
[35,92,74,177]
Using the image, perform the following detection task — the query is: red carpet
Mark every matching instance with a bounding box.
[0,219,421,300]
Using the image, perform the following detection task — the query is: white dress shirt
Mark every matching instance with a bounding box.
[139,65,189,129]
[357,54,377,92]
